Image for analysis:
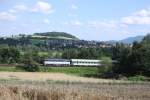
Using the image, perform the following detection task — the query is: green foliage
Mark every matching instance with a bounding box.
[62,49,78,59]
[113,34,150,77]
[21,51,39,72]
[39,67,98,76]
[0,47,20,63]
[128,75,148,81]
[101,57,113,67]
[100,57,113,73]
[112,43,132,75]
[22,59,39,72]
[62,48,110,59]
[0,66,25,72]
[0,66,98,76]
[34,32,78,39]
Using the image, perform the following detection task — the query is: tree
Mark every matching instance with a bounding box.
[0,46,20,63]
[9,47,20,63]
[126,34,150,76]
[62,49,78,59]
[77,48,90,59]
[112,34,150,77]
[23,58,39,72]
[88,48,99,59]
[21,52,39,72]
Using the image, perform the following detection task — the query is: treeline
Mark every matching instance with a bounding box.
[0,46,111,63]
[0,33,110,51]
[0,46,20,63]
[62,48,111,59]
[0,36,30,46]
[111,34,150,77]
[0,44,112,71]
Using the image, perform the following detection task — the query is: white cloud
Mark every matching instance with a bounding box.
[8,5,27,13]
[88,21,117,29]
[21,23,28,27]
[9,9,17,13]
[64,20,83,27]
[32,1,54,14]
[134,9,150,17]
[68,13,78,17]
[0,12,16,21]
[122,16,150,25]
[44,19,50,24]
[71,4,78,10]
[14,5,27,11]
[72,20,82,26]
[11,26,17,30]
[121,8,150,25]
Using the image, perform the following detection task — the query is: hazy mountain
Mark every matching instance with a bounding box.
[107,35,144,44]
[119,36,144,44]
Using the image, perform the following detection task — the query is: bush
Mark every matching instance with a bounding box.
[23,59,39,72]
[21,58,39,72]
[20,51,40,72]
[98,57,113,74]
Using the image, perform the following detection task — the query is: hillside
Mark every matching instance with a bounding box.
[119,36,144,44]
[107,35,144,44]
[32,32,79,40]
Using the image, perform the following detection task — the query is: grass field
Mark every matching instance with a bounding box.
[0,80,149,100]
[0,72,112,83]
[0,66,25,72]
[0,66,98,76]
[39,67,98,76]
[0,67,150,100]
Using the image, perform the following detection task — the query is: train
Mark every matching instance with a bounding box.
[44,59,102,66]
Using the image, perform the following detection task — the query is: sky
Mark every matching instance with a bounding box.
[0,0,150,41]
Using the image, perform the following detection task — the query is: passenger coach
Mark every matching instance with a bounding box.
[44,59,102,66]
[71,59,101,66]
[44,59,70,66]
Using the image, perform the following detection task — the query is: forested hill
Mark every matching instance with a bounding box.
[32,32,79,40]
[0,31,108,50]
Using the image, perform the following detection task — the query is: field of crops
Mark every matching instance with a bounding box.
[0,69,149,100]
[0,81,149,100]
[0,72,149,100]
[0,72,117,83]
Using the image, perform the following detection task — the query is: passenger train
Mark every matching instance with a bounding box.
[44,59,102,66]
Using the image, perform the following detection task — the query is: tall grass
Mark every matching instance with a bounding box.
[0,82,149,100]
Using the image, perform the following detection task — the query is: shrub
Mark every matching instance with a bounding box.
[98,57,113,73]
[23,59,39,72]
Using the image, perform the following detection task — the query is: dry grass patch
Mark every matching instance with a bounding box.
[0,72,125,83]
[0,83,149,100]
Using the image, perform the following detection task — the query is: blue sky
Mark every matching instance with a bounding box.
[0,0,150,40]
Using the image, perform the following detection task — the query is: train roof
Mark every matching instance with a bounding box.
[71,59,102,62]
[44,59,70,62]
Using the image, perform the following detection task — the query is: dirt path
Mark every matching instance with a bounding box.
[0,72,121,83]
